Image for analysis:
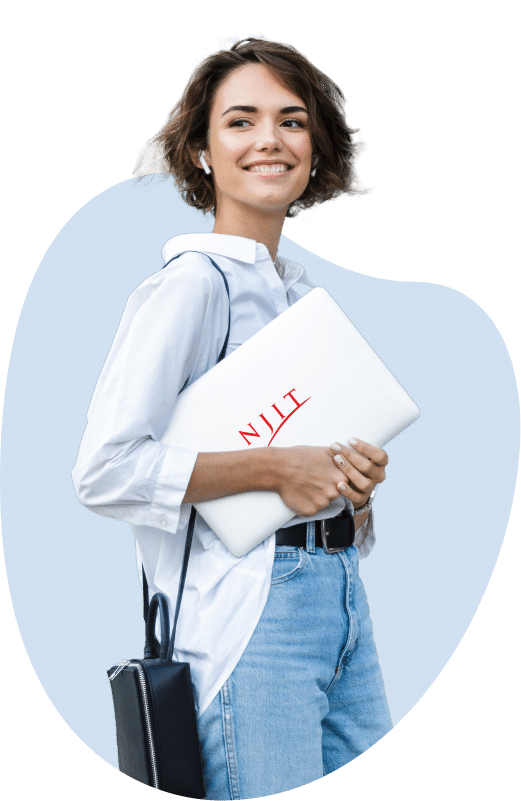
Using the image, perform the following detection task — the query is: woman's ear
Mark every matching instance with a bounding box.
[197,150,212,175]
[188,148,212,174]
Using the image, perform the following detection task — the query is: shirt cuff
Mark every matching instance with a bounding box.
[147,445,199,534]
[353,507,375,559]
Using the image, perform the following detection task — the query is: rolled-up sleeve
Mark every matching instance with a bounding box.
[342,495,375,559]
[72,253,229,536]
[353,508,375,559]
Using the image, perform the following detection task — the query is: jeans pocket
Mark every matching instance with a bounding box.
[270,547,308,585]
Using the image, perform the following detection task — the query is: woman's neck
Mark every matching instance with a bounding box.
[212,204,287,263]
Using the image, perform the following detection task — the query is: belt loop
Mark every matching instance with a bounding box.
[306,521,316,553]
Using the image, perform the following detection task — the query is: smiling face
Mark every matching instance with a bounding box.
[202,63,315,224]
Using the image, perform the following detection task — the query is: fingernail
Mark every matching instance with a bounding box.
[334,455,345,466]
[338,482,347,492]
[330,442,342,452]
[348,438,358,447]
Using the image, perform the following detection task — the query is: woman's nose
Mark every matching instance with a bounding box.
[254,120,283,151]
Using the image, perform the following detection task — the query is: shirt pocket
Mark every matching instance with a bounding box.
[270,547,309,586]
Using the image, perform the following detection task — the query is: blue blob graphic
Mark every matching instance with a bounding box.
[2,176,518,768]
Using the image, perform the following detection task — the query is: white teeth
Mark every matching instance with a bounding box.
[247,163,290,173]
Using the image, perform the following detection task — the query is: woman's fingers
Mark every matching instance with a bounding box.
[334,457,373,494]
[347,438,388,468]
[334,447,373,476]
[335,476,367,505]
[329,438,388,490]
[330,440,389,484]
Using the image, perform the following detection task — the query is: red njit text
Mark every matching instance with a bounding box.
[239,388,311,447]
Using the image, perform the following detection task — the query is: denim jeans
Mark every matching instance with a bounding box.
[197,530,392,799]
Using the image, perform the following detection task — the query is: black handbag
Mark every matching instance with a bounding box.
[108,508,206,797]
[107,251,231,796]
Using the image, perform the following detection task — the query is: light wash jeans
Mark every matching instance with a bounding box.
[198,530,392,800]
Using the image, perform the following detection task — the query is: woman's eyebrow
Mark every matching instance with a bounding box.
[221,105,308,117]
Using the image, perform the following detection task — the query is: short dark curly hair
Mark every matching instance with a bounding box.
[134,38,363,217]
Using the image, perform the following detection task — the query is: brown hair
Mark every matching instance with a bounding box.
[134,38,363,217]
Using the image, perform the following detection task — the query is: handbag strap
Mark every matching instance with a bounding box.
[144,592,171,660]
[164,250,231,377]
[166,505,198,661]
[142,250,231,660]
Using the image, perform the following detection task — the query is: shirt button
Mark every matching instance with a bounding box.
[159,516,168,528]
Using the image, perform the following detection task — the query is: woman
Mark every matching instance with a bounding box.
[73,38,392,799]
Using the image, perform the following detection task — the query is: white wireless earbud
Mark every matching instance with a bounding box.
[198,150,211,175]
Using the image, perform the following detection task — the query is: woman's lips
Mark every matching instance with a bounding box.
[244,163,292,172]
[243,163,294,177]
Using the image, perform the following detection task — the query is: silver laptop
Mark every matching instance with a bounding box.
[161,287,419,557]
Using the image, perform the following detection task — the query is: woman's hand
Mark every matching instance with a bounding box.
[329,438,388,510]
[270,439,387,517]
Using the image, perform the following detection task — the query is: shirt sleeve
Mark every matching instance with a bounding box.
[72,253,229,536]
[342,498,375,560]
[353,508,375,559]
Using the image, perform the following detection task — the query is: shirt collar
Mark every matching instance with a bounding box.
[162,232,256,265]
[162,232,314,292]
[275,254,314,291]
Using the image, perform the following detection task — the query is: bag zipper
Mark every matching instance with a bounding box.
[109,659,160,789]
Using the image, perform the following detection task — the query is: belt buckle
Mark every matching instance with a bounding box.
[320,519,347,553]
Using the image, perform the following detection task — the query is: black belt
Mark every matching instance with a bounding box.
[275,509,355,553]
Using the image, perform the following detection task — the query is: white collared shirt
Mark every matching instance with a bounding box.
[72,232,375,718]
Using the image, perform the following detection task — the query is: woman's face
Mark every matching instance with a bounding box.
[203,63,314,219]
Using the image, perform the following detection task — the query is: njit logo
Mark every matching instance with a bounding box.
[239,388,311,447]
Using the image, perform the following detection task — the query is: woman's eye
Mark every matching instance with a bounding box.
[282,119,306,128]
[229,119,251,128]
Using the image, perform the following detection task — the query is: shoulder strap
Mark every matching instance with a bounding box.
[166,505,198,660]
[164,249,231,369]
[142,250,231,654]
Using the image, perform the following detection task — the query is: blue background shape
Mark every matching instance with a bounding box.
[2,176,518,769]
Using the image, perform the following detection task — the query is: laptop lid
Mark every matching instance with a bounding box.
[161,287,419,557]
